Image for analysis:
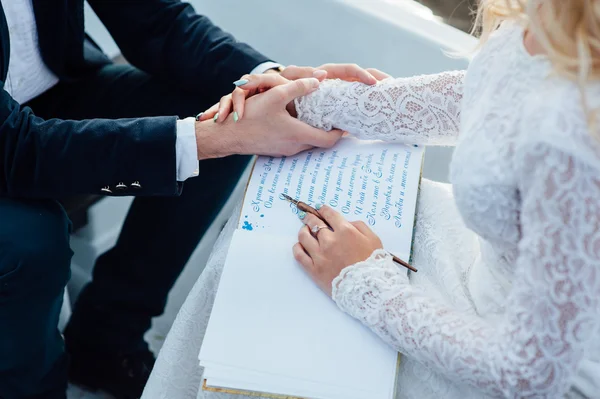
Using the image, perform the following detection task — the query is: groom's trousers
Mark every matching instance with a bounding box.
[0,64,250,398]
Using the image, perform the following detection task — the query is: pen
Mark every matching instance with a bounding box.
[281,194,417,273]
[281,194,329,227]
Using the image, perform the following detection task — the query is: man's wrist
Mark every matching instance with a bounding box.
[195,119,236,160]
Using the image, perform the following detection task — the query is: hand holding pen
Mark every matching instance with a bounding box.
[282,194,417,274]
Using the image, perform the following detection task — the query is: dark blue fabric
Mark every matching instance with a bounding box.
[0,1,270,396]
[0,198,72,399]
[86,0,271,95]
[0,63,252,398]
[0,0,270,198]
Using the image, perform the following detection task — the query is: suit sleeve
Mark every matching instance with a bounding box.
[88,0,272,97]
[0,87,181,198]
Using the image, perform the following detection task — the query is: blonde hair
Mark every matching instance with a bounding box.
[473,0,600,126]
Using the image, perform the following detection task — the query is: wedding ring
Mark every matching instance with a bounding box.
[311,225,329,237]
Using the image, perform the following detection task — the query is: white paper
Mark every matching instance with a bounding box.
[200,230,397,399]
[238,138,423,261]
[202,361,392,399]
[204,364,377,399]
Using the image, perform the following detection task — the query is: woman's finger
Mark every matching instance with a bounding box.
[366,68,392,80]
[317,205,350,232]
[350,220,376,238]
[319,63,377,85]
[313,70,328,80]
[293,242,314,271]
[235,73,290,93]
[217,94,232,122]
[299,212,329,238]
[342,64,377,84]
[298,225,320,255]
[281,66,318,80]
[199,103,219,121]
[231,87,248,120]
[298,211,321,227]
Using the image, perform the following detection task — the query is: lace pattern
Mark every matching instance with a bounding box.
[143,22,600,399]
[333,144,600,397]
[295,71,465,146]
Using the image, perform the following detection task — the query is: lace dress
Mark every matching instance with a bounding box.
[142,22,600,399]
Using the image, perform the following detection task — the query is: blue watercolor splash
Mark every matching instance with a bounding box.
[260,214,264,218]
[242,221,254,231]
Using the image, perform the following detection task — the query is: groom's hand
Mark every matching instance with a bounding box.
[199,64,391,123]
[195,78,344,160]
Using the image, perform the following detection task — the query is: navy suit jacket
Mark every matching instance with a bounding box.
[0,0,270,198]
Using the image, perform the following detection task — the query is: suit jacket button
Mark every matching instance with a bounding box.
[131,181,142,189]
[116,182,127,190]
[101,186,112,194]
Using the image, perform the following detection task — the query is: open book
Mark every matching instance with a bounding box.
[199,137,424,399]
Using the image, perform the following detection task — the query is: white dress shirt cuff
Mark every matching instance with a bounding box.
[250,61,284,75]
[175,117,200,181]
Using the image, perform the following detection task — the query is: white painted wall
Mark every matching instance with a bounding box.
[66,0,475,344]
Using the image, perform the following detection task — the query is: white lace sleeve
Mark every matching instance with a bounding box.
[294,71,465,145]
[332,142,600,397]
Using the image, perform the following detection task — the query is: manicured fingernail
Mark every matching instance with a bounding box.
[315,203,323,210]
[297,211,306,220]
[195,112,204,121]
[233,112,239,123]
[213,113,219,122]
[233,79,249,87]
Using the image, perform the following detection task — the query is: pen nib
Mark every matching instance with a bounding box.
[280,193,298,205]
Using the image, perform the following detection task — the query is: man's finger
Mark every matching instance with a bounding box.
[316,128,344,148]
[287,119,343,149]
[318,205,349,232]
[268,78,320,106]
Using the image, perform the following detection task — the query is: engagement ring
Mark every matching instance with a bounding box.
[311,225,329,236]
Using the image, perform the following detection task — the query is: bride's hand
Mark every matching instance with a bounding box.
[293,205,383,297]
[199,64,390,123]
[198,72,295,123]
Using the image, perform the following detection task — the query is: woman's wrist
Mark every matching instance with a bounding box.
[331,249,398,301]
[293,81,339,131]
